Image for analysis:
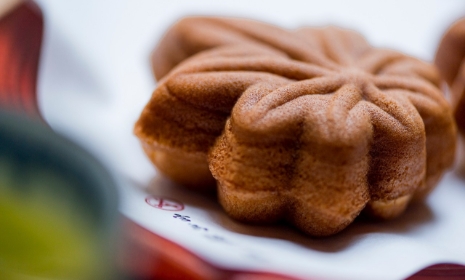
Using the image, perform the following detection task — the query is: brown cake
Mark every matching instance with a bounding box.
[135,17,456,236]
[435,18,465,132]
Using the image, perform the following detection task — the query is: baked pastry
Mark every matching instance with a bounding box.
[135,17,456,236]
[435,18,465,132]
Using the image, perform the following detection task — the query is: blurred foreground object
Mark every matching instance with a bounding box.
[0,0,42,117]
[0,1,120,278]
[0,111,119,279]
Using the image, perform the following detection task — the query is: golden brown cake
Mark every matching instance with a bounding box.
[135,17,456,236]
[435,18,465,132]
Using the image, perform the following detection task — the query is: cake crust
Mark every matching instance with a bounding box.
[435,18,465,132]
[136,17,456,236]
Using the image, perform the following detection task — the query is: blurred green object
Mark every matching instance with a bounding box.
[0,111,119,279]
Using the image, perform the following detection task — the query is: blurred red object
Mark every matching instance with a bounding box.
[119,219,300,280]
[0,0,42,118]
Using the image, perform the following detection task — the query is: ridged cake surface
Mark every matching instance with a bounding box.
[136,17,456,236]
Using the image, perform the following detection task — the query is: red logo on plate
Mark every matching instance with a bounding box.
[145,196,184,211]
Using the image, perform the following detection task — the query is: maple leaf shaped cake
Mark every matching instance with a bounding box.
[135,17,456,236]
[435,18,465,133]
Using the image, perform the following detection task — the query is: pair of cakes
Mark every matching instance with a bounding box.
[135,17,456,236]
